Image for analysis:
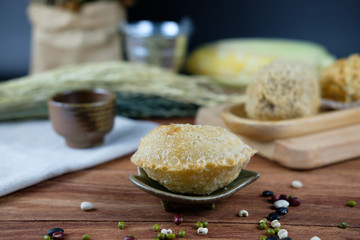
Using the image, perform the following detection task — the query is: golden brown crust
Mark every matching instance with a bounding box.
[320,54,360,103]
[131,124,256,195]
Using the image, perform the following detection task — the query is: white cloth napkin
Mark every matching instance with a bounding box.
[0,116,159,197]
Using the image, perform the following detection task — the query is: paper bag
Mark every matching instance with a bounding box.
[28,1,126,74]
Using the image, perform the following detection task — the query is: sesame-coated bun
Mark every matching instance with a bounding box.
[131,124,256,195]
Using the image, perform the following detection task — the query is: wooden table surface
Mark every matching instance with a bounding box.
[0,117,360,240]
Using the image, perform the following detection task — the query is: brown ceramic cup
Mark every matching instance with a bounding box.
[48,89,116,148]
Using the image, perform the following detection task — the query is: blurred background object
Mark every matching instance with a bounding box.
[28,0,126,73]
[186,38,335,88]
[1,0,360,81]
[121,18,192,72]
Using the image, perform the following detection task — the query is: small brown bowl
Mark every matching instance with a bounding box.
[48,89,116,148]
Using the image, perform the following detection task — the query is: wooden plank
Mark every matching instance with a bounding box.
[222,103,360,141]
[196,105,360,169]
[0,117,359,240]
[0,221,359,240]
[0,156,359,231]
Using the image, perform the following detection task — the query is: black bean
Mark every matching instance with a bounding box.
[262,190,274,197]
[276,207,289,215]
[266,236,279,240]
[268,212,281,221]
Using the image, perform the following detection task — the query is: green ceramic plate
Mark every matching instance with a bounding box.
[130,167,260,211]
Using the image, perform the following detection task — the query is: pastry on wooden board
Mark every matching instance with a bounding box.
[245,60,321,120]
[131,124,256,195]
[320,54,360,103]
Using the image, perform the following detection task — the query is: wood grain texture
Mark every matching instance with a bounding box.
[222,103,360,141]
[0,117,360,240]
[197,105,360,169]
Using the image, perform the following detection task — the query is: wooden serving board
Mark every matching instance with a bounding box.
[195,105,360,170]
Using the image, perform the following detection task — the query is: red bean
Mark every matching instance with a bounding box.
[123,236,136,240]
[289,197,301,206]
[173,214,183,225]
[271,195,280,203]
[280,194,289,201]
[52,231,64,240]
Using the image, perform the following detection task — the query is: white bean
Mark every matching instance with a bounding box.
[271,219,281,228]
[274,199,290,209]
[310,237,321,240]
[197,227,208,235]
[238,209,249,217]
[80,201,93,211]
[292,180,303,188]
[277,229,288,239]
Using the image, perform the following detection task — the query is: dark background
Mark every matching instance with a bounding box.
[1,0,360,81]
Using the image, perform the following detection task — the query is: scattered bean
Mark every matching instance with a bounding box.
[52,231,64,240]
[239,209,249,217]
[288,197,301,206]
[259,218,267,224]
[202,221,209,227]
[259,235,267,240]
[157,232,165,239]
[43,235,51,240]
[82,233,90,240]
[266,228,276,236]
[153,224,160,232]
[118,221,125,229]
[123,236,136,240]
[197,227,208,235]
[271,220,281,228]
[262,191,274,197]
[210,203,216,210]
[274,200,289,209]
[291,180,303,188]
[266,237,279,240]
[166,233,176,239]
[173,214,183,225]
[339,222,348,229]
[347,200,357,207]
[276,207,289,215]
[310,237,321,240]
[271,195,280,203]
[274,227,281,233]
[277,229,288,239]
[195,221,203,228]
[259,221,267,230]
[178,230,186,238]
[279,194,289,201]
[160,229,168,235]
[80,201,94,211]
[268,212,281,221]
[47,228,64,236]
